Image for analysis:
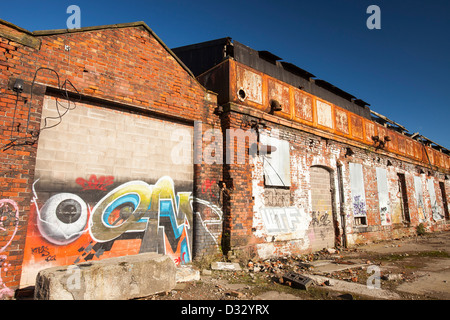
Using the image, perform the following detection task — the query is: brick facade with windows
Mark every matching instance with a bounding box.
[0,20,449,298]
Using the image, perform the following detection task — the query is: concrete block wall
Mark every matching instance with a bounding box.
[19,96,197,287]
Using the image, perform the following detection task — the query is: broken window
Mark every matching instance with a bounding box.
[439,182,450,220]
[398,173,411,223]
[349,163,367,226]
[414,176,426,222]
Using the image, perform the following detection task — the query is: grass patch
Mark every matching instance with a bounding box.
[417,251,450,258]
[378,250,450,262]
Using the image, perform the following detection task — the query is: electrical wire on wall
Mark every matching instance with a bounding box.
[2,67,81,151]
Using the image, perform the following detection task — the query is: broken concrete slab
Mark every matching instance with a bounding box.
[176,265,200,283]
[396,269,450,300]
[304,273,401,300]
[34,253,176,300]
[312,262,368,274]
[211,262,242,271]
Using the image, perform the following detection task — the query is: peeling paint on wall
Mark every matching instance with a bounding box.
[414,176,426,222]
[427,179,444,221]
[236,66,263,104]
[335,109,349,135]
[294,90,313,122]
[316,100,333,129]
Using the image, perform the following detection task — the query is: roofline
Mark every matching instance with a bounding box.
[0,19,41,48]
[32,21,196,79]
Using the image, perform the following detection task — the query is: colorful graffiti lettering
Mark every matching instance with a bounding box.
[75,175,114,191]
[21,176,192,287]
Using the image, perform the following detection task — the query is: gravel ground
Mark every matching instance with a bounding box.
[140,231,450,301]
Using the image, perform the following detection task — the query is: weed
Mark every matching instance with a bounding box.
[417,250,450,258]
[416,223,426,236]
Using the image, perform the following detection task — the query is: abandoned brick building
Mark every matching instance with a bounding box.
[0,19,449,297]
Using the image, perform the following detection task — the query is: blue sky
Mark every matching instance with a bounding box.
[2,0,449,148]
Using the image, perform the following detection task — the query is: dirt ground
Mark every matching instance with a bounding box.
[141,231,450,300]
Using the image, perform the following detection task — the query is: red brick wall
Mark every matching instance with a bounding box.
[0,21,220,296]
[0,25,43,297]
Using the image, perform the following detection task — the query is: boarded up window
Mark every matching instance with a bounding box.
[427,179,444,221]
[260,134,291,187]
[349,163,367,225]
[414,176,426,222]
[376,167,391,225]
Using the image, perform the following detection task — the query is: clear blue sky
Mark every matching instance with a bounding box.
[2,0,449,148]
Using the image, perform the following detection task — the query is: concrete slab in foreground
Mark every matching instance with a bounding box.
[34,252,176,300]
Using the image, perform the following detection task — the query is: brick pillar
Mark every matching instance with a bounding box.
[220,111,255,254]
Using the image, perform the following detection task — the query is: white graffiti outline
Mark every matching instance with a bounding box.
[191,197,223,245]
[0,199,19,252]
[31,179,90,244]
[0,199,19,299]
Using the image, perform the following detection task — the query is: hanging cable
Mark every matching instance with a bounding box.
[2,67,81,151]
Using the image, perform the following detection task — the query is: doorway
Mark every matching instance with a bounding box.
[310,166,336,250]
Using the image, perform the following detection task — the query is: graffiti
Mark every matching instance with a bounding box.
[264,188,290,207]
[0,255,13,299]
[380,207,391,225]
[260,207,310,234]
[33,190,89,246]
[353,195,367,216]
[0,199,20,252]
[31,246,56,262]
[310,211,331,227]
[431,201,443,221]
[0,199,18,299]
[193,197,223,245]
[75,175,114,191]
[414,176,426,221]
[376,167,391,225]
[199,179,218,199]
[427,179,444,221]
[24,176,193,286]
[349,163,367,217]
